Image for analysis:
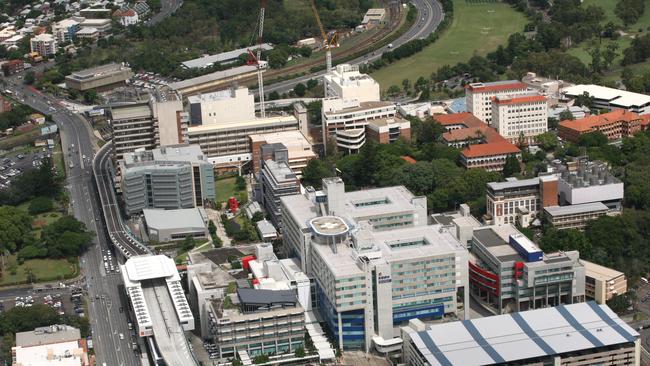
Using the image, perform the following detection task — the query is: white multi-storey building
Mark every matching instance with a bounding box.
[492,93,548,144]
[281,178,469,353]
[188,87,255,125]
[51,19,79,43]
[466,80,531,124]
[30,33,57,56]
[323,64,380,102]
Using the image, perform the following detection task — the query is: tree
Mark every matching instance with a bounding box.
[208,220,217,236]
[402,78,411,94]
[301,159,332,189]
[293,82,307,97]
[295,347,306,357]
[181,236,195,252]
[251,211,264,223]
[502,155,521,177]
[602,43,619,70]
[578,131,608,147]
[41,216,92,257]
[23,71,35,85]
[306,78,318,90]
[28,196,53,215]
[558,110,575,121]
[0,206,34,253]
[615,0,646,27]
[231,359,243,366]
[83,90,98,104]
[68,89,79,100]
[235,175,246,191]
[536,132,558,151]
[268,91,280,100]
[386,85,401,98]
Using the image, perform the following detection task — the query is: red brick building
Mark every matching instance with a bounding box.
[558,109,648,143]
[1,59,24,77]
[0,95,11,113]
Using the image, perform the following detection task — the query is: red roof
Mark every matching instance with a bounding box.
[114,8,137,17]
[433,112,484,128]
[493,95,547,105]
[466,81,527,93]
[401,156,416,164]
[461,141,520,158]
[559,109,641,132]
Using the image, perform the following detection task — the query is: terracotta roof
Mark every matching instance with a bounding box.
[640,114,650,128]
[493,95,547,105]
[433,112,484,128]
[443,127,486,142]
[559,109,641,132]
[466,81,527,93]
[114,8,137,17]
[461,141,520,158]
[401,156,416,164]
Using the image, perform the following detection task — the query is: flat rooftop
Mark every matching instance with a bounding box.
[581,260,625,281]
[16,325,80,347]
[143,208,207,231]
[169,65,258,91]
[487,177,540,191]
[181,43,273,69]
[544,202,609,217]
[187,115,297,133]
[109,101,152,120]
[323,100,393,115]
[124,144,207,165]
[187,88,239,104]
[264,159,297,182]
[563,84,650,108]
[13,340,86,366]
[67,63,130,80]
[249,130,315,160]
[406,301,638,366]
[309,216,350,236]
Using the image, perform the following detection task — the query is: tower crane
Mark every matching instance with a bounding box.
[309,0,338,72]
[247,0,267,118]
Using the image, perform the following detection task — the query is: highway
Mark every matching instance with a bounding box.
[147,0,184,26]
[1,76,142,366]
[261,0,444,94]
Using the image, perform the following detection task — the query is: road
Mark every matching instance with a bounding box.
[146,0,183,26]
[261,0,444,94]
[1,76,142,366]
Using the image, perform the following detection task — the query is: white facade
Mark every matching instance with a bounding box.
[188,87,255,125]
[492,94,548,144]
[466,80,530,124]
[323,64,380,102]
[52,19,79,43]
[30,33,57,56]
[563,84,650,115]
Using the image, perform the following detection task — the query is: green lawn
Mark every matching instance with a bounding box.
[215,177,238,203]
[566,37,632,66]
[371,0,527,89]
[0,255,78,286]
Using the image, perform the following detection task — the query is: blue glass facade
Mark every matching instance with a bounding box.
[393,302,445,323]
[316,283,365,349]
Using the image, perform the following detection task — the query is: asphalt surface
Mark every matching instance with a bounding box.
[1,76,142,366]
[262,0,444,95]
[146,0,184,26]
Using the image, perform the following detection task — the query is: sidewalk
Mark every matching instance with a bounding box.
[205,208,232,247]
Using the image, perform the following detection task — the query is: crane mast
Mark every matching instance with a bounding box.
[309,0,334,72]
[256,2,266,118]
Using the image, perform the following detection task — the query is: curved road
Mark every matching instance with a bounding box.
[146,0,183,26]
[262,0,444,94]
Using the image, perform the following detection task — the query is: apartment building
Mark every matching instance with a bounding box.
[469,225,585,314]
[281,178,468,352]
[582,260,627,304]
[109,98,185,161]
[323,64,380,102]
[0,95,11,113]
[65,63,133,91]
[30,33,57,56]
[543,202,609,231]
[558,109,649,143]
[249,130,316,176]
[321,98,410,153]
[120,145,215,215]
[492,93,548,145]
[466,80,530,124]
[260,159,301,232]
[402,302,639,366]
[206,289,305,359]
[486,176,558,227]
[1,59,24,76]
[52,19,79,42]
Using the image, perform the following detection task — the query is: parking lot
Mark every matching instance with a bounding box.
[0,286,86,317]
[0,148,52,189]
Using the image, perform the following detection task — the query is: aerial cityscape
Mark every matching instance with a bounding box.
[1,0,650,365]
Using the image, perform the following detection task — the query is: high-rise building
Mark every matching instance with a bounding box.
[465,80,530,124]
[323,64,380,102]
[281,178,468,352]
[109,97,185,161]
[492,93,548,145]
[260,159,301,232]
[120,145,215,215]
[187,88,255,125]
[51,19,80,42]
[469,224,585,314]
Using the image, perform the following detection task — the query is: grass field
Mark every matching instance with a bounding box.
[0,255,78,286]
[371,0,527,89]
[582,0,650,31]
[566,37,632,66]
